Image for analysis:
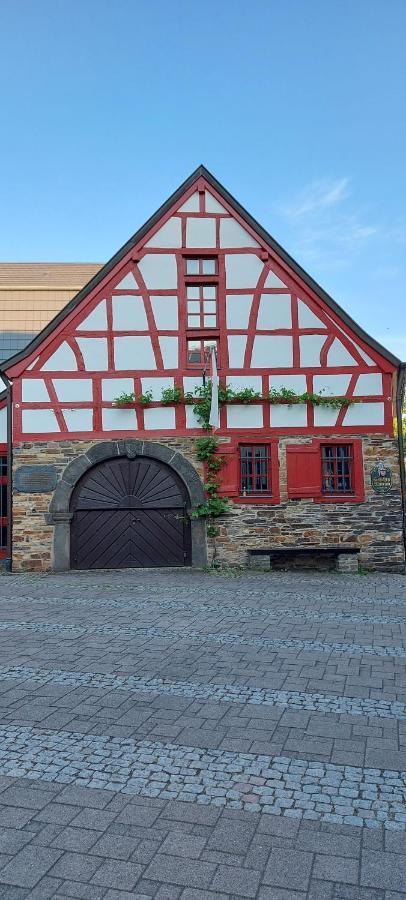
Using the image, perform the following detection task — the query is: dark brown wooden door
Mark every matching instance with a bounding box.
[70,457,191,570]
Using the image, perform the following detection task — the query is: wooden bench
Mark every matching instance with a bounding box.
[248,545,360,573]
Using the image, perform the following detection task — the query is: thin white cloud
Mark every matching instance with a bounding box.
[282,177,350,218]
[279,176,381,270]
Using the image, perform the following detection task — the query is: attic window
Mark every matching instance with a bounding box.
[185,258,217,276]
[187,285,217,328]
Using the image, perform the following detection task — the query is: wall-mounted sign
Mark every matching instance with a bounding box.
[15,465,58,493]
[370,460,392,494]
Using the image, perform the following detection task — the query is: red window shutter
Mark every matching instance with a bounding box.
[286,444,321,499]
[217,445,239,497]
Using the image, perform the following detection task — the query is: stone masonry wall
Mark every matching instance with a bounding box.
[12,434,405,572]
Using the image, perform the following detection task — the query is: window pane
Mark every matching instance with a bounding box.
[204,315,216,327]
[0,525,7,548]
[187,301,200,313]
[186,259,199,274]
[203,286,216,299]
[202,259,216,274]
[187,341,202,363]
[240,445,270,494]
[187,286,200,299]
[203,301,216,313]
[0,457,7,476]
[204,339,217,350]
[188,315,201,327]
[321,444,353,494]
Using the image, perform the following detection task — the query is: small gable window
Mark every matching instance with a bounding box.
[187,337,218,367]
[187,284,217,328]
[186,258,217,275]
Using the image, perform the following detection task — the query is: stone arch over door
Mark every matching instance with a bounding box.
[47,440,207,571]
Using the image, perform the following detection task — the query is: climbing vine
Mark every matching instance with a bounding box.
[192,436,229,538]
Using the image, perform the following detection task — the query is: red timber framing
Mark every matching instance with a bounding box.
[2,166,399,445]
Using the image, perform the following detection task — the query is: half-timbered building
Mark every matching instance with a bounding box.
[0,167,405,572]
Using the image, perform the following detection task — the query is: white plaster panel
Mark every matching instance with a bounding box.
[178,192,200,212]
[141,377,174,400]
[226,375,262,391]
[150,295,178,330]
[297,299,326,329]
[251,335,293,368]
[53,379,93,402]
[299,334,326,367]
[22,409,60,433]
[183,377,202,395]
[313,374,351,396]
[138,254,177,289]
[22,379,50,402]
[102,407,138,431]
[264,270,288,289]
[76,338,108,371]
[353,373,383,396]
[227,335,247,368]
[112,296,148,330]
[41,342,78,371]
[226,294,252,329]
[257,294,292,329]
[159,337,178,369]
[0,408,6,442]
[269,374,307,392]
[143,407,176,429]
[186,217,216,248]
[226,404,263,429]
[102,378,134,401]
[343,402,385,426]
[313,406,339,427]
[205,191,227,213]
[146,217,182,248]
[185,406,202,428]
[77,300,107,331]
[225,254,263,288]
[270,404,308,427]
[63,409,93,432]
[327,338,357,367]
[114,336,156,370]
[331,321,376,365]
[115,272,138,289]
[220,218,259,248]
[27,357,40,370]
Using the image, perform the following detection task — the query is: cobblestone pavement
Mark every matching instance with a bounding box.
[0,570,404,898]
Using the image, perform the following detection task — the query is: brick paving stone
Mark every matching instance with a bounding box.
[263,847,314,890]
[360,849,406,891]
[49,851,103,882]
[144,854,216,888]
[0,845,62,887]
[91,859,144,890]
[313,854,359,883]
[210,864,262,897]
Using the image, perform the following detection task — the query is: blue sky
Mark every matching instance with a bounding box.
[0,0,405,359]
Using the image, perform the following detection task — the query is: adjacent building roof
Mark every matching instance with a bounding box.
[0,263,102,362]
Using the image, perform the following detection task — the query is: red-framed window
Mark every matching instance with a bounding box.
[184,256,220,368]
[215,441,280,505]
[287,440,364,502]
[321,444,354,495]
[186,284,217,329]
[0,445,8,556]
[187,337,219,368]
[185,257,218,276]
[240,445,272,496]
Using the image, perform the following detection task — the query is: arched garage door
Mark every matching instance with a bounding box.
[70,456,191,569]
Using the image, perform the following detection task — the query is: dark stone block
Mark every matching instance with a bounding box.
[14,465,57,493]
[86,442,119,464]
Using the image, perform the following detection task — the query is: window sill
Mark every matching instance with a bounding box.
[237,495,280,505]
